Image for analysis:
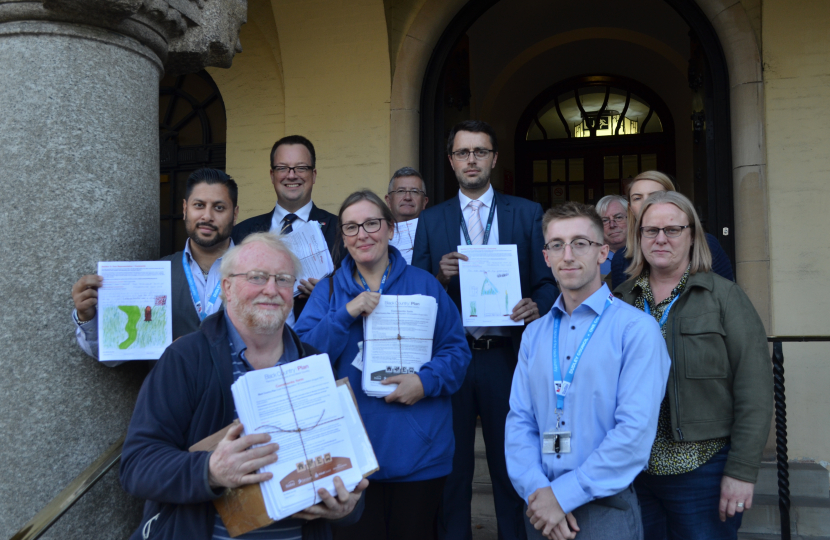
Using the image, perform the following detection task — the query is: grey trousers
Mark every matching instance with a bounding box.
[524,485,643,540]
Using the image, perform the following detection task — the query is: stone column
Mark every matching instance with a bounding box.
[0,1,245,537]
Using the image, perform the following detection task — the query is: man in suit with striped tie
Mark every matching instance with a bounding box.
[232,135,341,325]
[413,120,558,540]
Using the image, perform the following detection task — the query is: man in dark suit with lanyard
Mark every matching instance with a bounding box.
[413,120,558,540]
[231,135,340,325]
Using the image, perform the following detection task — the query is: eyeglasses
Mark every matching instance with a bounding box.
[341,218,385,237]
[271,165,312,175]
[640,225,693,238]
[601,214,627,226]
[543,239,603,256]
[388,188,426,197]
[229,271,296,288]
[450,148,494,161]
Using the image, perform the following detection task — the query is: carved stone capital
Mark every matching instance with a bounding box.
[0,0,246,73]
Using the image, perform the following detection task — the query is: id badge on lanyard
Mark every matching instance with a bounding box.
[543,295,613,454]
[182,252,222,321]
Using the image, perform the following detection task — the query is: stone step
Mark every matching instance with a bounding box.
[740,494,830,536]
[472,423,498,540]
[755,462,830,498]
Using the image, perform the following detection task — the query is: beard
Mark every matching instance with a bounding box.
[186,218,233,249]
[229,295,289,334]
[454,164,492,193]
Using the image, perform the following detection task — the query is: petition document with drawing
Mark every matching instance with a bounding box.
[282,220,334,296]
[231,354,365,521]
[96,261,173,362]
[362,295,437,398]
[458,245,524,328]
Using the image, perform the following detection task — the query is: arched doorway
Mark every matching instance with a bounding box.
[515,74,676,207]
[158,70,227,257]
[419,0,735,267]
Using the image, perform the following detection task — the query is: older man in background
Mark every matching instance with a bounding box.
[595,195,628,278]
[385,167,429,264]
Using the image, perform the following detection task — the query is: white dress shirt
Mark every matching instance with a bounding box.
[270,199,314,234]
[269,200,314,327]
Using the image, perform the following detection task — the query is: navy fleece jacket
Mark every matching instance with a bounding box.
[294,247,471,482]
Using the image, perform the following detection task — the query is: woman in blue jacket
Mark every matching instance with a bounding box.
[294,190,470,540]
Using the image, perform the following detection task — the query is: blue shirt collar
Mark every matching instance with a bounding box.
[224,310,299,370]
[552,283,613,317]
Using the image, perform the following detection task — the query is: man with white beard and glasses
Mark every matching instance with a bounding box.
[120,233,367,540]
[71,168,239,365]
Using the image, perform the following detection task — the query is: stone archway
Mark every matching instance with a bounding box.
[389,0,770,329]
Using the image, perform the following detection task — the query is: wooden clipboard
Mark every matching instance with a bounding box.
[188,378,377,537]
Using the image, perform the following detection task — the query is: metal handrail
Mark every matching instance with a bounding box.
[9,435,124,540]
[767,335,830,540]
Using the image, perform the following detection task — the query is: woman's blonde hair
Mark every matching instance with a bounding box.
[624,170,677,254]
[625,191,712,278]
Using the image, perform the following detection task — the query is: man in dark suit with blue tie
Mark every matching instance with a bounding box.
[232,135,340,324]
[413,120,558,540]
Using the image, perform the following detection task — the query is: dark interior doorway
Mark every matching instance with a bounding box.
[158,70,227,258]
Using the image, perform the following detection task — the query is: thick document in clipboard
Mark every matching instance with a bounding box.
[189,377,379,537]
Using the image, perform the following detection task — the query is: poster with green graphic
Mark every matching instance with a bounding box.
[97,261,173,361]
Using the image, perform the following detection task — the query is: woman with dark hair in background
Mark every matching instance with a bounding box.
[294,190,470,540]
[615,190,771,540]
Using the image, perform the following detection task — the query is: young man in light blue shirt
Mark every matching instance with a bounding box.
[505,202,670,540]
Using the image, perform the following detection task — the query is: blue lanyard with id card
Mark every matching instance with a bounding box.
[182,252,222,321]
[543,295,613,455]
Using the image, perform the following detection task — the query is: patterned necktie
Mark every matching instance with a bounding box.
[281,213,298,235]
[466,200,486,339]
[466,200,485,245]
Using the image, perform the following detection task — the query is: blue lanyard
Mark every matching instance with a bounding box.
[460,198,497,245]
[551,296,613,412]
[357,262,391,294]
[643,296,680,329]
[182,252,222,321]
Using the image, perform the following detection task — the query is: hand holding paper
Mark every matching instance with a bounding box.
[346,291,381,318]
[381,374,425,405]
[208,422,279,489]
[511,297,540,324]
[291,476,369,521]
[436,251,468,286]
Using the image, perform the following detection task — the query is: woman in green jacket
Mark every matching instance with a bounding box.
[614,191,772,540]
